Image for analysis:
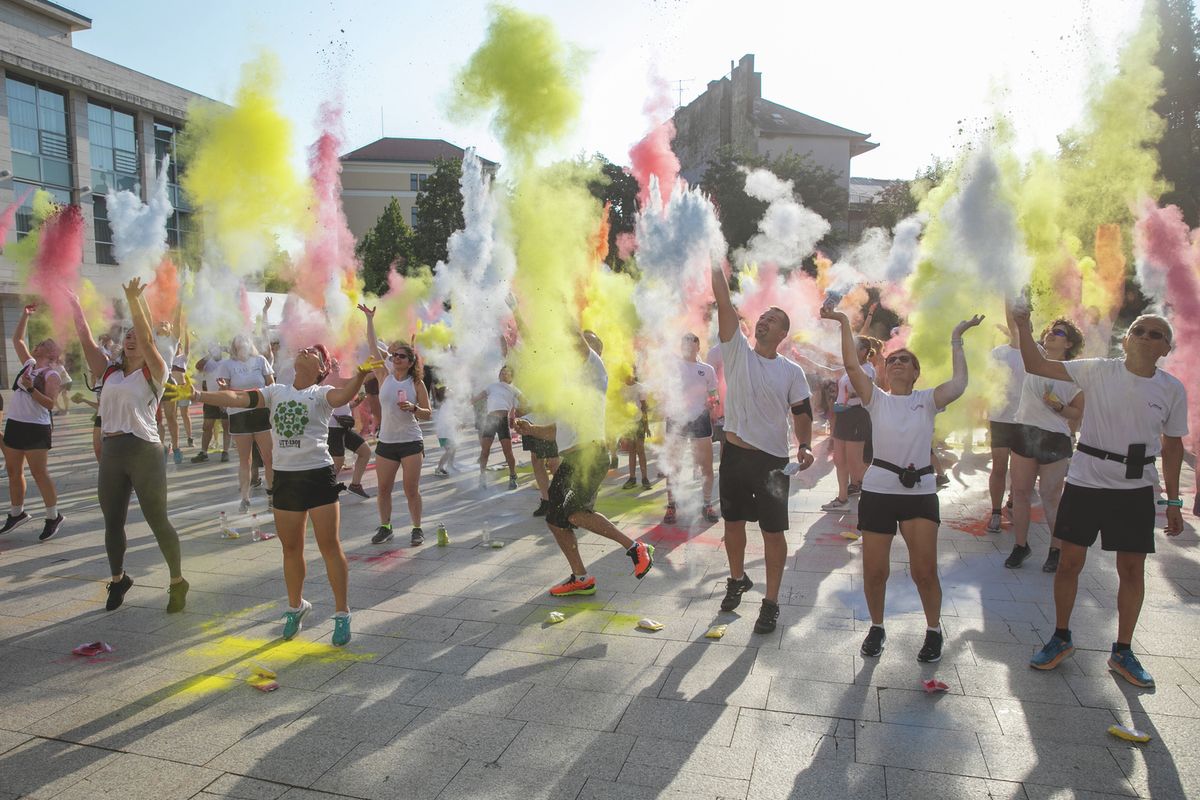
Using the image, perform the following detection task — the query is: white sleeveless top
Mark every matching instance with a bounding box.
[8,359,54,425]
[99,365,164,443]
[379,373,422,444]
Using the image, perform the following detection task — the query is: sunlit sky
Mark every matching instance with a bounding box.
[64,0,1153,179]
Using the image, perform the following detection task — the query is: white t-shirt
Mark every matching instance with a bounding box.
[837,362,877,407]
[678,358,718,419]
[556,349,608,452]
[483,382,522,415]
[706,345,726,410]
[1016,373,1080,437]
[1063,358,1188,490]
[217,355,274,416]
[260,383,335,471]
[990,345,1025,424]
[99,364,165,443]
[434,404,457,440]
[379,373,423,444]
[7,359,55,425]
[862,387,941,496]
[197,356,224,392]
[719,329,811,459]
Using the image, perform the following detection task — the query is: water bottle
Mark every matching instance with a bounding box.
[250,513,275,541]
[219,511,240,539]
[436,522,449,546]
[481,521,491,544]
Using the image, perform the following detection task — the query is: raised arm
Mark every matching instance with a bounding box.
[820,308,874,406]
[858,302,878,336]
[358,303,388,381]
[1009,302,1071,381]
[711,262,737,343]
[12,303,34,363]
[126,279,168,383]
[190,386,256,409]
[326,359,375,409]
[68,292,110,379]
[933,315,985,409]
[1003,304,1019,349]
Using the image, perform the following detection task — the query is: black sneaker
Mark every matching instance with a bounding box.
[167,578,189,613]
[0,511,30,534]
[753,599,780,634]
[861,625,886,657]
[533,499,549,518]
[719,574,754,611]
[917,629,944,663]
[38,514,64,542]
[372,525,394,544]
[1004,543,1032,569]
[190,451,209,463]
[1042,547,1061,573]
[847,483,861,496]
[411,527,424,546]
[220,451,230,463]
[106,573,133,611]
[250,476,263,489]
[347,483,370,498]
[935,474,951,488]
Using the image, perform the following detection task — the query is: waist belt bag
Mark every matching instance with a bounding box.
[1076,442,1154,480]
[872,459,934,489]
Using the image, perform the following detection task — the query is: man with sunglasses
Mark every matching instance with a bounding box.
[1013,308,1187,689]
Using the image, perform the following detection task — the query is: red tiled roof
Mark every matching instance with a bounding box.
[340,137,497,166]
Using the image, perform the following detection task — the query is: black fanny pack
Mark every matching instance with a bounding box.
[334,414,356,431]
[1076,443,1154,480]
[871,459,934,489]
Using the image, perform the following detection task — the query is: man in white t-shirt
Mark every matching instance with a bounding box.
[1015,307,1186,690]
[710,264,814,635]
[986,329,1025,532]
[664,334,719,524]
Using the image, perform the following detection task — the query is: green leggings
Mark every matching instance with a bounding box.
[99,434,182,579]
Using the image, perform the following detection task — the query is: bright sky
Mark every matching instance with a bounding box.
[66,0,1150,180]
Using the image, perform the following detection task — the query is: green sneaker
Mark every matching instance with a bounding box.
[281,599,312,641]
[332,613,352,647]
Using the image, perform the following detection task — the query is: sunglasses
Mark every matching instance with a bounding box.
[885,354,913,365]
[682,336,699,343]
[389,352,412,361]
[1048,329,1069,338]
[1129,326,1168,341]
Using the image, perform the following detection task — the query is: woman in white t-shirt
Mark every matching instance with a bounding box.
[822,306,983,665]
[217,334,275,513]
[69,281,189,613]
[360,305,432,547]
[473,366,522,491]
[822,337,877,511]
[185,343,376,647]
[157,318,193,464]
[191,344,231,463]
[1006,316,1085,572]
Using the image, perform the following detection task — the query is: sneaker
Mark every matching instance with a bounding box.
[719,574,754,611]
[332,613,352,647]
[702,504,719,523]
[347,483,370,499]
[1042,548,1061,573]
[0,511,30,534]
[173,448,183,464]
[1108,647,1155,689]
[622,478,637,490]
[847,483,861,496]
[105,573,134,611]
[628,541,655,578]
[1030,634,1074,670]
[187,437,194,448]
[549,574,597,596]
[917,629,944,663]
[533,499,549,518]
[1004,543,1032,568]
[250,476,263,489]
[38,514,64,542]
[642,479,652,490]
[220,451,230,463]
[166,578,189,613]
[985,512,1002,533]
[508,476,518,490]
[663,504,677,525]
[410,527,424,546]
[434,468,449,477]
[238,499,251,514]
[191,451,209,463]
[861,625,886,657]
[372,524,394,544]
[821,497,848,511]
[936,474,951,488]
[281,599,312,640]
[754,599,780,634]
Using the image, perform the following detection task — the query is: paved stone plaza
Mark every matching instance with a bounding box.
[2,411,1199,799]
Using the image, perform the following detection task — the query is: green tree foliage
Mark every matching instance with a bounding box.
[587,154,639,272]
[355,197,415,295]
[1155,0,1200,226]
[864,157,950,230]
[412,158,466,269]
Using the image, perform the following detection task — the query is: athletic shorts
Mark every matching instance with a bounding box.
[93,415,101,428]
[1011,425,1072,465]
[203,403,228,421]
[857,490,940,535]
[832,405,871,443]
[229,407,270,435]
[481,413,510,439]
[3,419,52,451]
[546,443,610,530]
[328,426,366,458]
[1054,483,1156,554]
[990,420,1020,450]
[522,434,559,459]
[718,443,790,532]
[712,417,725,444]
[272,466,343,512]
[377,440,423,462]
[667,411,713,439]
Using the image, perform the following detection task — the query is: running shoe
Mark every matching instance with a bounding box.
[936,474,951,488]
[549,574,597,596]
[220,451,230,463]
[861,625,886,657]
[38,514,64,542]
[821,497,848,511]
[105,573,133,611]
[0,511,30,534]
[1042,548,1061,573]
[1030,634,1074,670]
[663,504,677,525]
[433,468,449,477]
[628,541,655,578]
[1004,543,1032,568]
[250,476,263,489]
[347,483,370,499]
[622,478,637,490]
[191,451,209,463]
[702,504,720,523]
[641,478,652,490]
[173,448,183,465]
[372,524,394,544]
[533,499,549,518]
[281,599,312,640]
[985,512,1002,533]
[508,476,518,490]
[754,599,780,634]
[1108,647,1155,688]
[410,527,424,546]
[917,629,944,663]
[847,483,861,496]
[238,498,251,514]
[166,578,189,613]
[720,574,753,611]
[332,613,352,647]
[187,437,194,448]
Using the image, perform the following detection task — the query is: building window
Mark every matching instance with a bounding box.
[5,76,72,237]
[411,206,419,227]
[153,121,193,251]
[88,102,140,265]
[410,172,428,192]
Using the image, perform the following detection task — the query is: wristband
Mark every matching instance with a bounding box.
[950,339,964,346]
[797,443,811,451]
[1157,499,1183,507]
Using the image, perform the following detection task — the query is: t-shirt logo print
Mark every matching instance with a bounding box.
[273,400,309,440]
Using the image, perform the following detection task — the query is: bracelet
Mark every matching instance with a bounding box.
[1157,499,1183,507]
[950,339,964,346]
[797,443,811,451]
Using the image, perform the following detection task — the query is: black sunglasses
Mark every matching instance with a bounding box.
[1048,329,1069,338]
[885,354,913,365]
[389,351,412,360]
[1129,326,1167,341]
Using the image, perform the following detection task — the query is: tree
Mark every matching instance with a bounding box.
[355,198,414,295]
[1155,0,1200,227]
[587,154,639,271]
[864,157,951,230]
[412,157,465,269]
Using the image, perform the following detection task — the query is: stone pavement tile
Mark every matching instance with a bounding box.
[625,735,757,781]
[1067,649,1198,686]
[615,696,740,746]
[877,687,1002,734]
[948,617,1046,646]
[1064,674,1200,718]
[0,643,78,685]
[564,631,667,665]
[391,707,525,760]
[855,720,989,778]
[463,648,576,686]
[52,752,221,800]
[444,597,541,625]
[951,598,1049,623]
[970,640,1086,674]
[753,647,856,684]
[851,658,965,692]
[0,683,87,730]
[315,662,438,702]
[977,733,1135,796]
[991,699,1122,747]
[1129,630,1200,659]
[730,708,839,756]
[499,722,635,780]
[559,659,670,696]
[657,664,771,707]
[442,619,499,645]
[508,684,632,731]
[1108,746,1200,800]
[777,624,864,656]
[373,590,462,617]
[0,737,120,798]
[200,773,290,799]
[575,775,706,799]
[311,740,467,800]
[654,639,759,671]
[377,639,488,675]
[748,756,884,800]
[0,727,31,755]
[437,760,587,800]
[882,767,1026,800]
[614,762,749,798]
[517,606,616,633]
[955,664,1081,706]
[455,578,545,604]
[23,693,153,741]
[475,622,582,656]
[206,726,362,787]
[766,676,880,722]
[287,694,422,744]
[406,673,534,715]
[1020,786,1144,800]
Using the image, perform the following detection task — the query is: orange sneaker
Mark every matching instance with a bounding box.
[628,541,655,579]
[549,574,597,596]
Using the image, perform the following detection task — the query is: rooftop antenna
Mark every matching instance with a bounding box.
[671,79,692,108]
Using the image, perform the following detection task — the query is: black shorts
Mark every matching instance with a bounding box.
[203,403,228,421]
[990,420,1020,450]
[546,444,610,530]
[377,440,423,462]
[522,434,559,459]
[94,415,101,428]
[229,407,270,435]
[481,413,510,439]
[712,417,725,444]
[1054,483,1156,554]
[857,490,940,534]
[667,411,713,440]
[328,426,367,458]
[272,466,343,512]
[718,444,790,532]
[1011,425,1072,465]
[3,419,52,451]
[832,405,871,442]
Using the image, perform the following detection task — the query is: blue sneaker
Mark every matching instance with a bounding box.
[1108,647,1155,688]
[281,599,312,641]
[332,613,352,647]
[173,448,183,465]
[1030,635,1074,670]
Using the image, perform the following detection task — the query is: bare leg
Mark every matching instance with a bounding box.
[310,502,349,612]
[499,438,516,477]
[1115,551,1146,644]
[694,437,714,503]
[832,438,849,500]
[1037,458,1070,550]
[478,434,495,474]
[548,523,586,575]
[724,520,748,579]
[24,450,57,509]
[4,445,26,506]
[989,446,1010,509]
[761,530,788,603]
[567,510,634,550]
[401,451,423,528]
[162,399,180,450]
[1009,452,1038,547]
[1053,541,1088,629]
[899,518,942,628]
[861,531,893,624]
[532,455,551,500]
[351,442,371,486]
[272,508,308,608]
[847,440,867,485]
[234,435,253,502]
[253,430,273,491]
[375,456,401,525]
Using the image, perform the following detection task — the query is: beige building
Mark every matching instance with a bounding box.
[0,0,213,383]
[340,137,496,240]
